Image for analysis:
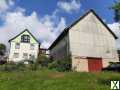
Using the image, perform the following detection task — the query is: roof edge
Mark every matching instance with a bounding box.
[8,29,40,44]
[48,9,118,49]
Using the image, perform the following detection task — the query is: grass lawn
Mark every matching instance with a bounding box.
[0,69,120,90]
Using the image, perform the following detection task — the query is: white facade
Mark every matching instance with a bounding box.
[49,10,119,72]
[9,30,39,62]
[69,12,119,67]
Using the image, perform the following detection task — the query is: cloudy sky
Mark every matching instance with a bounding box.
[0,0,120,49]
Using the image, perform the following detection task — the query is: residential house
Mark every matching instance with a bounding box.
[49,9,119,72]
[9,29,40,62]
[39,48,50,57]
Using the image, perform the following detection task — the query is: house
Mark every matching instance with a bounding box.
[8,29,40,62]
[49,9,119,72]
[39,48,50,57]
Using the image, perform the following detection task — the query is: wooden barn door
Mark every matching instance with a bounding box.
[88,57,102,72]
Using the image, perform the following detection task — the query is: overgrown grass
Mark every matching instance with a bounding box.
[0,69,120,90]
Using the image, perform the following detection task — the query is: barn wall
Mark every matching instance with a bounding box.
[69,12,119,67]
[50,34,69,60]
[69,13,119,67]
[72,56,88,72]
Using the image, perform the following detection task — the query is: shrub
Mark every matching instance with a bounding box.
[48,60,58,70]
[1,62,18,71]
[0,60,40,72]
[18,59,40,71]
[48,56,71,72]
[37,55,51,67]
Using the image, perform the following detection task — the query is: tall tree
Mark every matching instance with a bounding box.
[111,1,120,22]
[0,43,6,56]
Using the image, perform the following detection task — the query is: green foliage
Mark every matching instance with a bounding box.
[28,61,40,71]
[37,54,51,67]
[0,70,119,90]
[0,43,6,56]
[0,60,42,72]
[0,61,26,72]
[111,1,120,22]
[48,60,58,70]
[37,54,71,72]
[112,1,120,10]
[0,55,71,72]
[48,56,71,72]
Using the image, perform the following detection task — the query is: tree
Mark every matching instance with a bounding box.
[111,1,120,22]
[0,43,6,56]
[37,54,51,67]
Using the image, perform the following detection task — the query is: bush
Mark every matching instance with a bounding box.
[18,59,41,71]
[48,60,58,70]
[0,61,20,72]
[48,56,71,72]
[0,60,41,72]
[37,55,52,67]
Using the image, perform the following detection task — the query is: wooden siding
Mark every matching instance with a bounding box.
[50,34,69,60]
[69,12,119,62]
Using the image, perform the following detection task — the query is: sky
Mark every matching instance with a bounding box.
[0,0,120,49]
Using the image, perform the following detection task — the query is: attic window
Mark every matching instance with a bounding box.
[21,35,30,43]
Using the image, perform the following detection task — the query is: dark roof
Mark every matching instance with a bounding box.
[9,29,40,44]
[117,50,120,54]
[49,9,118,50]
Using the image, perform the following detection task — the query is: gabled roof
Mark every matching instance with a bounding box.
[9,29,40,44]
[49,9,118,50]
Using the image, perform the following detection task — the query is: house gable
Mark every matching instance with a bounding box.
[69,11,117,57]
[70,11,115,38]
[9,29,39,44]
[49,9,117,50]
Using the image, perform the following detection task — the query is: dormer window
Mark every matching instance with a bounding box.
[21,35,30,43]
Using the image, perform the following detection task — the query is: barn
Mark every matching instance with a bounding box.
[49,9,119,72]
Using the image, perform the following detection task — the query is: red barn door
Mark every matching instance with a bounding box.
[88,57,102,72]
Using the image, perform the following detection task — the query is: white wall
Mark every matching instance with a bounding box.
[69,12,119,66]
[9,42,39,62]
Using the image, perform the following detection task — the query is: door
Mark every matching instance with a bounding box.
[88,57,102,72]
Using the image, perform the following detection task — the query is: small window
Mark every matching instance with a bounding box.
[30,44,34,50]
[29,54,35,60]
[21,35,30,43]
[13,53,19,58]
[15,43,20,49]
[23,53,28,59]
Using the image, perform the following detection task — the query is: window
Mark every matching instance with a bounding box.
[21,35,30,43]
[15,43,20,49]
[13,53,19,58]
[23,53,28,59]
[29,54,35,60]
[30,44,34,50]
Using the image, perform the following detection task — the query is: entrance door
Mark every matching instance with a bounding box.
[88,57,102,72]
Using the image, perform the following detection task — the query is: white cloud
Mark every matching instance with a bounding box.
[108,23,120,49]
[0,0,67,49]
[0,0,15,12]
[9,0,15,6]
[0,8,66,49]
[0,0,8,12]
[57,0,81,13]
